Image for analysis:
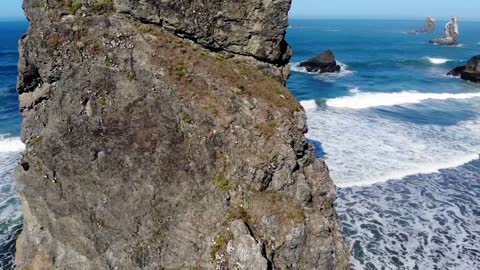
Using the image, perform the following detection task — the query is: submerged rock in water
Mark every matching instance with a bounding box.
[409,17,436,34]
[430,17,459,45]
[15,0,349,269]
[300,50,341,73]
[447,55,480,82]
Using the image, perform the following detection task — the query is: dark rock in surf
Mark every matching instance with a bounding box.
[447,55,480,82]
[300,50,341,73]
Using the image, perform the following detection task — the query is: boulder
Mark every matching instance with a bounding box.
[430,17,459,45]
[447,55,480,82]
[299,50,341,73]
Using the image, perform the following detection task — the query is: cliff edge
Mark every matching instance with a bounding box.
[15,0,349,269]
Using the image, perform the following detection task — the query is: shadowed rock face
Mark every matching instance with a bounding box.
[447,55,480,82]
[15,0,349,269]
[431,17,459,45]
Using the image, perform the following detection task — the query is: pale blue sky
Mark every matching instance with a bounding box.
[1,0,480,20]
[290,0,480,20]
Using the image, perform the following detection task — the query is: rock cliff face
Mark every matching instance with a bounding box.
[15,1,349,269]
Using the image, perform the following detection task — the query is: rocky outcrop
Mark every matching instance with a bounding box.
[430,17,459,45]
[447,55,480,82]
[15,0,348,269]
[409,17,435,34]
[300,50,341,73]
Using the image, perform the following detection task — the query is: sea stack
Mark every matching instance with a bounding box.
[15,0,349,269]
[300,50,342,73]
[409,17,436,34]
[447,55,480,82]
[430,17,459,45]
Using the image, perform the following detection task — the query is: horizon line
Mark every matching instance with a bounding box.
[289,15,480,21]
[1,15,480,22]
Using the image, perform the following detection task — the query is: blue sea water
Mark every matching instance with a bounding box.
[0,20,27,269]
[287,19,480,269]
[0,18,479,269]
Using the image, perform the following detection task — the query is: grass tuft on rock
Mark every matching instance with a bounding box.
[70,0,82,15]
[212,175,234,192]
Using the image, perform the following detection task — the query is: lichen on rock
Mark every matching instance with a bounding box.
[15,0,349,269]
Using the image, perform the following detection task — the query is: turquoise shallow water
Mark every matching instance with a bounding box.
[287,19,480,269]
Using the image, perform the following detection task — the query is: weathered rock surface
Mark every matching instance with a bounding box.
[447,55,480,82]
[431,17,459,45]
[114,0,293,64]
[299,50,341,73]
[409,16,435,34]
[15,0,349,269]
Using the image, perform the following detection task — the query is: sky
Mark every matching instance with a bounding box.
[1,0,480,20]
[290,0,480,20]
[0,0,23,20]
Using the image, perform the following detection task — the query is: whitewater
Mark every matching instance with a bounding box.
[287,19,480,269]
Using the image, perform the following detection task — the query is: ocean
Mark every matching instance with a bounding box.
[0,20,27,269]
[287,19,480,269]
[0,19,479,269]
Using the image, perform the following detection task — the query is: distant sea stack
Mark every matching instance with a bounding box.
[409,17,436,34]
[431,17,459,45]
[15,0,349,269]
[300,50,342,73]
[447,55,480,82]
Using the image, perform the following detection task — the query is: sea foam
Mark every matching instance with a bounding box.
[323,90,480,109]
[423,57,451,65]
[304,107,480,187]
[0,136,25,153]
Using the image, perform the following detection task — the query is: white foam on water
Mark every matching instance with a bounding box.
[349,87,360,94]
[0,136,25,153]
[324,90,480,109]
[423,57,451,64]
[0,135,24,267]
[304,107,480,187]
[290,61,353,82]
[299,100,318,111]
[337,160,480,269]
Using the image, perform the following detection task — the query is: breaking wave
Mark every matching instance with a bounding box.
[321,90,480,109]
[0,136,24,153]
[423,57,452,65]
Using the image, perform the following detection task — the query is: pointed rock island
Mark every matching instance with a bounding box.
[409,16,436,34]
[431,17,459,45]
[15,0,349,269]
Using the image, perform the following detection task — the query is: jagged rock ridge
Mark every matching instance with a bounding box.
[15,0,349,269]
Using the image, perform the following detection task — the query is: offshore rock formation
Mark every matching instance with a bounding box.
[300,50,341,73]
[431,17,459,45]
[408,17,435,34]
[15,0,349,269]
[447,55,480,82]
